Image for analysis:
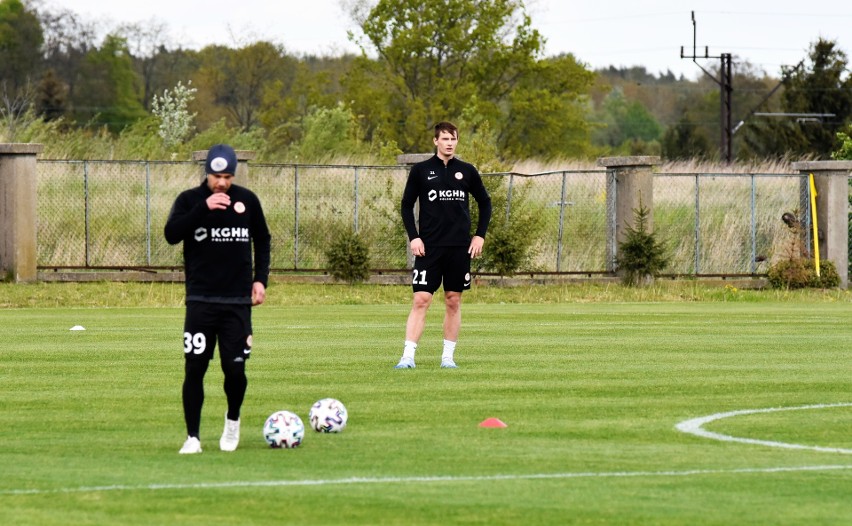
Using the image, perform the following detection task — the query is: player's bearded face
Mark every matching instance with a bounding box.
[434,131,458,158]
[207,173,234,193]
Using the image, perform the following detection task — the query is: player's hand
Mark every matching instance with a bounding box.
[410,238,425,257]
[206,193,231,210]
[468,236,485,258]
[251,282,266,306]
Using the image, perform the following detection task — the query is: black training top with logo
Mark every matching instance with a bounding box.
[401,155,492,247]
[164,182,271,303]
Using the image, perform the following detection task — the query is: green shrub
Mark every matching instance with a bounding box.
[616,203,669,286]
[814,260,841,288]
[324,227,371,284]
[767,207,841,290]
[767,259,840,289]
[766,259,812,289]
[831,126,852,160]
[481,226,528,277]
[476,179,547,277]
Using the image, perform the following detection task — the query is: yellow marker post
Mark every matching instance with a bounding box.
[808,173,820,277]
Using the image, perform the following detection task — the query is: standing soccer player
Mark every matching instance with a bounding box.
[165,144,271,454]
[395,122,492,369]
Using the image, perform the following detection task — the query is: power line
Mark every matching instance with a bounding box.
[698,10,852,18]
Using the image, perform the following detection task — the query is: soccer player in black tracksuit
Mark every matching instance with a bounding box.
[395,122,492,369]
[164,144,271,454]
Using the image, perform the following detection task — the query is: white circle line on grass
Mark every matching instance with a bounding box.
[3,464,852,496]
[675,402,852,454]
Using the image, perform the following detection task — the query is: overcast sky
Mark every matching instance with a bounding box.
[47,0,852,80]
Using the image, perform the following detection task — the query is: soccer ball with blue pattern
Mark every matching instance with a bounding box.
[309,398,348,433]
[263,410,304,448]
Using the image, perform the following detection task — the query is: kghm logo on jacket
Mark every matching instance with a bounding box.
[428,189,466,202]
[193,227,250,243]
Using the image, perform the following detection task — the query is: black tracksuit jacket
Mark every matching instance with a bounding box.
[164,182,271,304]
[401,155,492,247]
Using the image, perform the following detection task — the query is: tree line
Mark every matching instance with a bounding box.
[2,0,851,163]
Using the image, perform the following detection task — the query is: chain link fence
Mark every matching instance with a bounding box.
[36,160,839,276]
[654,172,811,276]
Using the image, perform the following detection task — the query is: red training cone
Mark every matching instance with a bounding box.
[479,417,507,428]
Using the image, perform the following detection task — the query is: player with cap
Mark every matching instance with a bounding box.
[164,144,271,454]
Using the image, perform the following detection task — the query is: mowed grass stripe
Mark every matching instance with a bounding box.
[1,299,851,525]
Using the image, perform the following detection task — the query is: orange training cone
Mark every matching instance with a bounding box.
[479,417,507,428]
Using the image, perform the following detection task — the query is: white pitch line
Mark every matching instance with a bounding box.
[3,465,852,496]
[676,402,852,454]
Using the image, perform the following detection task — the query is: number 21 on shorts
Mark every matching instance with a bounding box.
[412,269,427,285]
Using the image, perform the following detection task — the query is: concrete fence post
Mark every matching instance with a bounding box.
[791,160,851,289]
[0,143,44,282]
[597,156,660,273]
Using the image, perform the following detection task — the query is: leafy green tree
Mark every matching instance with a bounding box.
[743,39,852,158]
[0,0,43,91]
[348,0,569,154]
[196,42,296,131]
[0,0,43,135]
[115,19,173,110]
[592,87,662,154]
[37,6,98,113]
[295,104,363,161]
[72,34,147,132]
[833,124,852,160]
[593,66,685,141]
[499,54,596,159]
[662,111,711,159]
[259,57,349,149]
[780,39,852,157]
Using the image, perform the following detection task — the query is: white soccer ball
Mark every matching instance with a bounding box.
[309,398,348,433]
[263,410,305,448]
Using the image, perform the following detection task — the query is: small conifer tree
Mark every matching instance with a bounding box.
[616,203,669,286]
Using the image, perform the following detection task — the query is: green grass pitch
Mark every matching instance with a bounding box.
[1,293,851,524]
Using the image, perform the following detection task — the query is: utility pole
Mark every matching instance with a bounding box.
[680,11,733,162]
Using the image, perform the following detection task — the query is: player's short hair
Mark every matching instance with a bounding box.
[434,121,458,139]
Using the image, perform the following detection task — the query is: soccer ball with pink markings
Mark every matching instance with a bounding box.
[263,410,304,448]
[309,398,348,433]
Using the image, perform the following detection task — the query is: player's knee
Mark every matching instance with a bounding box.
[412,292,433,310]
[444,293,461,311]
[221,359,246,380]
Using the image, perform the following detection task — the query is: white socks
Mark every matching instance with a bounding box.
[402,340,457,362]
[402,340,417,360]
[441,339,457,362]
